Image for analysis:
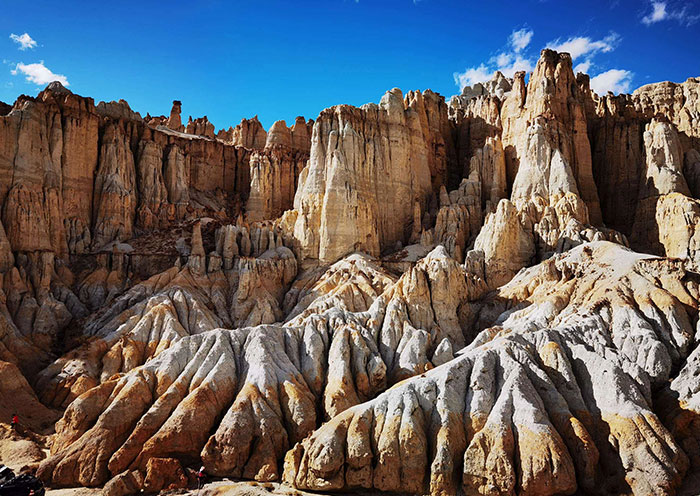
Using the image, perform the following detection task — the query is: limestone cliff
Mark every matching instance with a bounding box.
[246,118,312,222]
[292,89,435,263]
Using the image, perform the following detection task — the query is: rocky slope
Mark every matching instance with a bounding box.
[1,49,700,496]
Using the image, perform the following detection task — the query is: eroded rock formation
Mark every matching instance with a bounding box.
[292,89,437,263]
[284,242,695,496]
[1,48,700,496]
[246,118,313,222]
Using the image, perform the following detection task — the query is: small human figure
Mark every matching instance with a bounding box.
[196,466,205,490]
[10,413,18,431]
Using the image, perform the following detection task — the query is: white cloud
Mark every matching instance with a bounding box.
[495,52,512,67]
[11,61,69,86]
[641,0,699,25]
[546,32,620,60]
[574,59,592,74]
[454,28,536,88]
[454,64,493,88]
[642,1,668,23]
[495,54,534,78]
[510,28,533,53]
[9,33,37,50]
[453,27,626,91]
[590,68,632,95]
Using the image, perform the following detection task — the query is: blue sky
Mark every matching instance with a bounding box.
[1,0,699,130]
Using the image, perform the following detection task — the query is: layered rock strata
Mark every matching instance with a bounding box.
[0,47,699,496]
[246,118,313,222]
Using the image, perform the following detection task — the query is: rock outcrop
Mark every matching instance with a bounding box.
[166,101,183,131]
[35,245,489,488]
[284,242,696,496]
[0,84,315,370]
[1,48,700,496]
[629,119,700,268]
[35,221,297,408]
[588,76,700,239]
[292,89,436,263]
[185,115,216,138]
[224,116,268,149]
[246,118,312,222]
[501,51,601,223]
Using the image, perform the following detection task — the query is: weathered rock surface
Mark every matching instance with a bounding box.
[185,116,216,138]
[501,51,601,224]
[246,118,312,222]
[35,222,297,408]
[589,76,700,239]
[292,89,437,263]
[224,116,268,149]
[36,246,489,488]
[630,119,700,269]
[285,242,698,496]
[419,177,482,262]
[1,48,700,496]
[282,252,396,321]
[0,84,314,373]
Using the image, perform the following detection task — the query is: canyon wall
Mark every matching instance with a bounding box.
[0,49,699,496]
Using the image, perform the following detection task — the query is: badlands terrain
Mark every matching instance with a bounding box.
[0,49,699,495]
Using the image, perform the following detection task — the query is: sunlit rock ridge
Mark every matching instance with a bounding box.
[0,49,699,496]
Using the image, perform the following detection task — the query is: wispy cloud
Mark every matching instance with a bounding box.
[574,60,592,74]
[546,32,620,60]
[454,65,493,88]
[590,68,633,95]
[510,28,533,52]
[11,61,69,86]
[642,1,668,23]
[453,28,535,88]
[453,27,632,96]
[641,0,699,26]
[9,32,37,50]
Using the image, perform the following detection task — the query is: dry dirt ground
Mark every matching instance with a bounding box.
[0,421,349,496]
[0,424,49,473]
[44,481,351,496]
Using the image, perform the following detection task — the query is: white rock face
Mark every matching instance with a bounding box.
[34,240,700,496]
[510,117,581,201]
[630,119,700,270]
[469,136,507,210]
[641,120,690,197]
[284,242,697,496]
[293,89,434,264]
[501,50,601,224]
[285,327,685,496]
[472,199,534,288]
[283,252,396,321]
